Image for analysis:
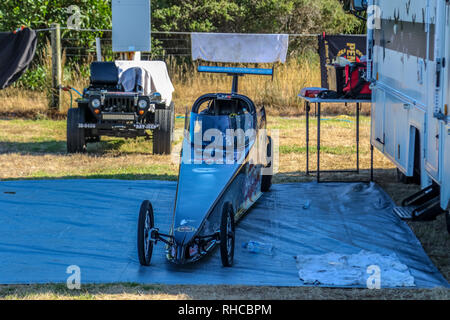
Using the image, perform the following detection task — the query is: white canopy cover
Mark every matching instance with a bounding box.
[191,33,289,64]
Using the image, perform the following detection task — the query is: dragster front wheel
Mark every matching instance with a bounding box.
[261,135,273,192]
[220,203,235,267]
[137,200,155,266]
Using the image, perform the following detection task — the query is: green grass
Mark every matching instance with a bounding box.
[268,115,370,130]
[0,163,178,181]
[0,117,366,156]
[0,118,185,156]
[280,144,362,155]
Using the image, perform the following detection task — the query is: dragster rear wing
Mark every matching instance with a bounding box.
[197,65,273,93]
[197,65,273,76]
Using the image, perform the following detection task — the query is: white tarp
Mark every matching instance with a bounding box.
[115,61,175,107]
[191,33,289,64]
[295,250,415,287]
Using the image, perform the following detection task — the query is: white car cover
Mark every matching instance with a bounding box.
[115,60,175,107]
[191,33,289,64]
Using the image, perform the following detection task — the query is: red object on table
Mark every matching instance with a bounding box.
[300,87,327,98]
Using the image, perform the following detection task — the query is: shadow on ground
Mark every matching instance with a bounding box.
[0,139,157,156]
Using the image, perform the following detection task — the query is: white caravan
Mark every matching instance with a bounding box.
[351,0,449,226]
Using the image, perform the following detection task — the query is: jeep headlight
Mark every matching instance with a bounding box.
[138,99,148,109]
[91,98,101,108]
[151,92,162,102]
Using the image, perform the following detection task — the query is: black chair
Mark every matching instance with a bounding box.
[90,62,119,87]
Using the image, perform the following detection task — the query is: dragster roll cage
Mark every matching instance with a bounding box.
[191,93,258,115]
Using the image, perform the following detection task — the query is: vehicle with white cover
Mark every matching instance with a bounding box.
[67,61,175,155]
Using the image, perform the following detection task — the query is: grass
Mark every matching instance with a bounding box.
[1,283,449,300]
[0,116,448,300]
[0,115,385,180]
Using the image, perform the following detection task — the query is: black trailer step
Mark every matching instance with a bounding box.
[401,184,439,207]
[393,184,444,221]
[411,197,444,221]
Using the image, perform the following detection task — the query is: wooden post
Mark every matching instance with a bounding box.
[50,23,62,111]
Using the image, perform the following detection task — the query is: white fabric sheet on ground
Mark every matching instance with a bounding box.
[115,60,174,106]
[295,250,415,287]
[191,33,289,63]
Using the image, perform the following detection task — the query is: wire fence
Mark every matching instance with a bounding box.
[35,27,320,62]
[24,26,324,111]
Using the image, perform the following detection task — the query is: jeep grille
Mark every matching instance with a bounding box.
[103,96,135,113]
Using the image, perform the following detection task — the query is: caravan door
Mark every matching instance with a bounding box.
[424,0,445,182]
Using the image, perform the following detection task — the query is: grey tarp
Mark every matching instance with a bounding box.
[0,28,37,89]
[0,180,448,288]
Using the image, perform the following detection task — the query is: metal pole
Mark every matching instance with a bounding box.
[50,23,62,111]
[95,37,102,62]
[317,102,321,183]
[356,102,360,173]
[306,101,310,175]
[231,74,239,94]
[370,144,374,182]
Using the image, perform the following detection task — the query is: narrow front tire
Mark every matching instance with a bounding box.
[137,200,155,266]
[220,203,235,267]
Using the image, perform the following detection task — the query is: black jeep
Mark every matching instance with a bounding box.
[67,61,174,154]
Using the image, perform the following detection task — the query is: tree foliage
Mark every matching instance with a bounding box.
[0,0,363,90]
[0,0,360,35]
[0,0,111,31]
[152,0,360,34]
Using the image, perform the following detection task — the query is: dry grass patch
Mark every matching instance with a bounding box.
[1,284,449,300]
[0,58,372,119]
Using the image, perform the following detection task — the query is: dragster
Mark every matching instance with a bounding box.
[137,66,274,267]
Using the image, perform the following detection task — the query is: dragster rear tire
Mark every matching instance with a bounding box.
[261,135,273,192]
[137,200,155,266]
[446,211,450,234]
[220,203,235,267]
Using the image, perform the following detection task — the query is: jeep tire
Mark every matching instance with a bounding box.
[153,108,173,155]
[67,107,87,153]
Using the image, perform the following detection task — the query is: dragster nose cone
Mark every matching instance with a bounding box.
[176,244,186,263]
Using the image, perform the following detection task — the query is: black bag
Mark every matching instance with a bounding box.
[0,28,37,89]
[317,90,342,99]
